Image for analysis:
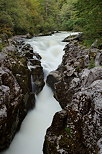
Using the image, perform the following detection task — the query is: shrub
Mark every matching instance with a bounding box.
[88,58,95,69]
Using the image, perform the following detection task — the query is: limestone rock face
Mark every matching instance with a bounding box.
[44,39,102,154]
[44,79,102,154]
[21,43,45,95]
[30,64,45,94]
[0,36,45,151]
[46,71,61,91]
[0,65,29,151]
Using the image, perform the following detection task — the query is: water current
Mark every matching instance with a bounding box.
[2,32,78,154]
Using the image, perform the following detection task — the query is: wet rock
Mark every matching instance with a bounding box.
[20,43,42,71]
[29,59,41,65]
[25,51,33,59]
[3,55,31,94]
[0,43,36,151]
[2,45,16,53]
[47,67,79,108]
[46,71,61,91]
[44,78,102,154]
[46,40,102,108]
[22,44,33,53]
[22,44,41,60]
[26,33,32,39]
[0,66,28,151]
[0,33,45,151]
[95,52,102,66]
[62,33,83,42]
[11,37,25,49]
[84,55,90,67]
[31,65,45,94]
[80,67,102,87]
[4,41,45,95]
[44,37,102,154]
[25,92,35,110]
[33,52,42,60]
[23,44,45,94]
[38,31,55,36]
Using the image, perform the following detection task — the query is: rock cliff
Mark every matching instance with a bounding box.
[44,36,102,154]
[0,36,45,151]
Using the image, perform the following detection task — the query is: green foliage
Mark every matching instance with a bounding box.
[74,0,102,45]
[65,127,72,137]
[63,20,75,31]
[0,0,43,36]
[0,0,101,45]
[0,0,79,36]
[83,40,95,48]
[0,43,3,52]
[57,0,78,31]
[88,58,95,69]
[0,11,13,36]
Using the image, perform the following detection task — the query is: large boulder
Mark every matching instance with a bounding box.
[46,71,61,91]
[62,33,83,42]
[30,64,45,94]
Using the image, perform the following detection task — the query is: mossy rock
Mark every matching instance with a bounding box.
[12,63,28,75]
[6,53,31,93]
[0,43,3,52]
[88,58,95,69]
[16,74,30,94]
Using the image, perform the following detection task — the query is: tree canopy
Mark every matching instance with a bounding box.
[74,0,102,45]
[0,0,102,45]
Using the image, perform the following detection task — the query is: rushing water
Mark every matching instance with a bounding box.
[2,32,78,154]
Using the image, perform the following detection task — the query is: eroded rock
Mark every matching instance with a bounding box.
[0,66,29,151]
[44,38,102,154]
[0,37,45,151]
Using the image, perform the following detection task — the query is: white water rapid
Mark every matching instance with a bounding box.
[1,32,78,154]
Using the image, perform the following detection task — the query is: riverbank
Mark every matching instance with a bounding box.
[43,34,102,154]
[1,31,75,154]
[0,32,102,154]
[0,34,45,151]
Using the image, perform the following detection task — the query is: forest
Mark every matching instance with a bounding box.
[0,0,102,46]
[0,1,102,153]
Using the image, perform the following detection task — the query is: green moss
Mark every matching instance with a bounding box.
[6,52,30,94]
[75,65,82,73]
[0,43,3,52]
[83,39,94,48]
[65,127,72,137]
[59,135,74,152]
[88,58,95,69]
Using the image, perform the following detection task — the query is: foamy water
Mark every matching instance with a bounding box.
[1,32,78,154]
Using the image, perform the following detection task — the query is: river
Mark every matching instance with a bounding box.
[1,32,78,154]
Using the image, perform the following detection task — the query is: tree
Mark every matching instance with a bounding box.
[74,0,102,45]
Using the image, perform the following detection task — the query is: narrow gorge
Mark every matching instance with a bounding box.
[0,32,102,154]
[0,32,76,154]
[0,0,102,153]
